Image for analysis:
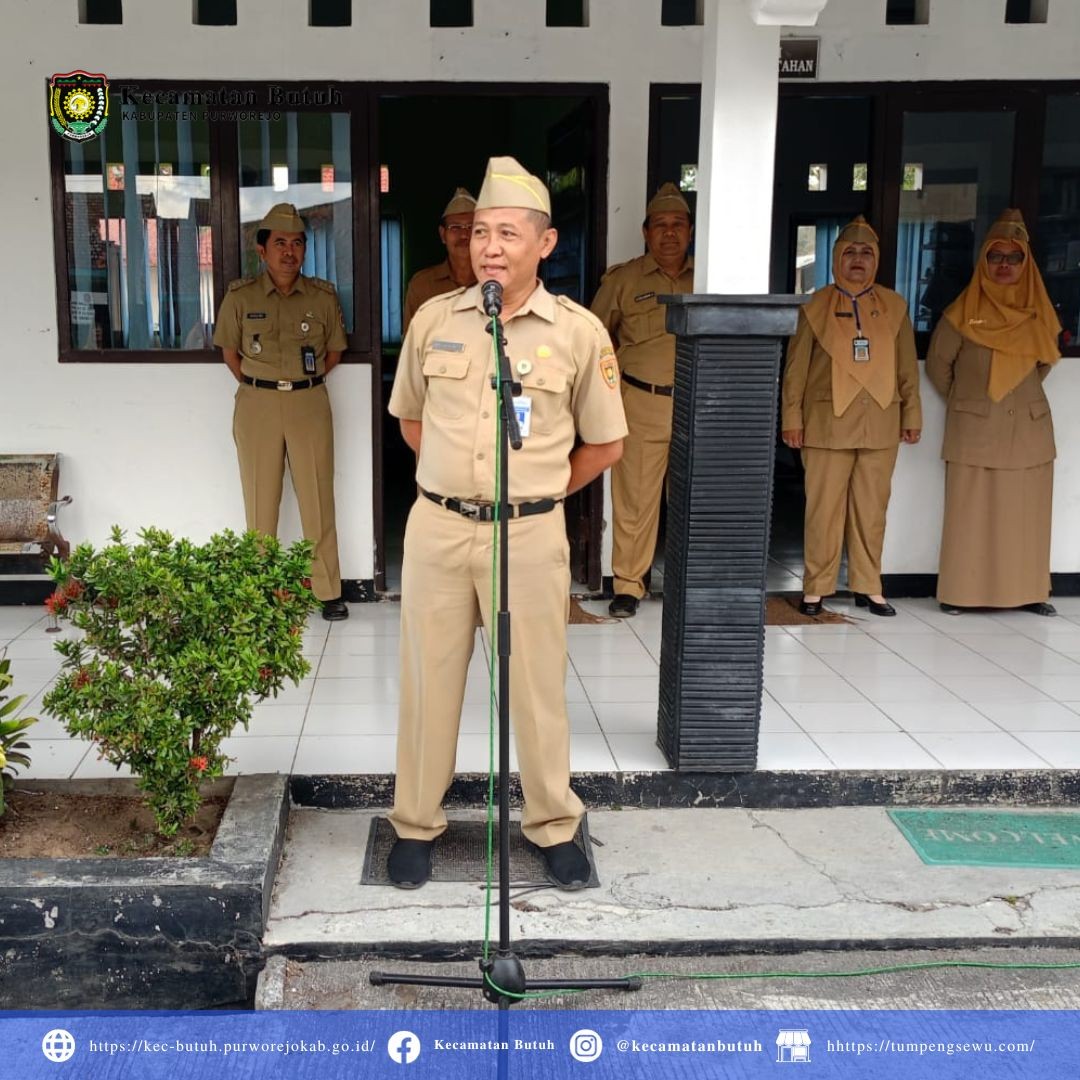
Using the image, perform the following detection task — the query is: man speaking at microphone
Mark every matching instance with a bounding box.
[386,156,627,890]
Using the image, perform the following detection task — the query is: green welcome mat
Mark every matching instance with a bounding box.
[888,809,1080,869]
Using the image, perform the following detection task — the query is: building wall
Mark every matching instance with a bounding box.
[3,0,1078,581]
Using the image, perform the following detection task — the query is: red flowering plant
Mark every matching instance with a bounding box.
[42,527,318,836]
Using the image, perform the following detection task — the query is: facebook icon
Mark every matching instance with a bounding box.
[387,1030,421,1064]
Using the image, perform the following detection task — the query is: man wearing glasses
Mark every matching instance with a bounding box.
[402,188,478,332]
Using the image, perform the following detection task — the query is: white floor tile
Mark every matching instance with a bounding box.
[304,702,397,736]
[933,675,1050,704]
[315,653,407,678]
[1012,732,1080,768]
[797,634,890,655]
[264,678,315,707]
[1,637,66,660]
[992,651,1080,676]
[607,733,669,771]
[579,676,659,705]
[593,702,659,734]
[764,634,815,654]
[878,703,1000,733]
[1015,674,1080,700]
[898,651,1003,677]
[763,675,867,704]
[293,734,397,773]
[911,732,1050,769]
[818,653,922,677]
[564,633,656,657]
[756,732,833,770]
[71,747,133,779]
[813,732,942,768]
[456,733,515,772]
[309,677,400,705]
[569,733,619,771]
[760,695,799,732]
[974,701,1080,732]
[949,633,1041,656]
[763,651,836,676]
[242,704,308,738]
[569,650,660,677]
[320,634,404,657]
[20,739,90,779]
[785,703,898,733]
[840,675,960,704]
[220,736,298,775]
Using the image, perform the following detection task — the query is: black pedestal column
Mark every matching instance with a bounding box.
[656,294,804,770]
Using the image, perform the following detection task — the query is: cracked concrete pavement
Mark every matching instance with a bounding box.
[264,807,1080,951]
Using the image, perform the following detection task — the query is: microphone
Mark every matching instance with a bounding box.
[481,279,503,317]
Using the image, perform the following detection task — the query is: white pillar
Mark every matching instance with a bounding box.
[694,0,829,293]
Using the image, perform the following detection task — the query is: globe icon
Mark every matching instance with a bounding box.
[41,1029,76,1063]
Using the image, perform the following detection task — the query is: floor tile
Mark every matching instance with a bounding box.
[606,733,669,771]
[309,677,400,705]
[933,675,1050,704]
[456,733,516,772]
[911,732,1049,769]
[570,733,619,771]
[760,695,799,732]
[796,634,890,655]
[265,678,315,707]
[304,702,397,736]
[71,747,133,779]
[818,653,922,677]
[763,651,836,677]
[877,703,1000,733]
[569,651,660,678]
[1011,732,1080,768]
[811,732,942,769]
[1015,674,1080,700]
[1,637,67,660]
[293,734,398,773]
[315,653,407,678]
[951,633,1047,656]
[898,651,1004,677]
[763,675,867,704]
[756,731,833,770]
[242,704,308,738]
[992,650,1080,676]
[579,676,659,705]
[973,701,1080,732]
[320,634,403,657]
[593,702,659,734]
[839,675,960,704]
[785,703,898,733]
[220,736,298,775]
[20,739,90,779]
[564,634,656,657]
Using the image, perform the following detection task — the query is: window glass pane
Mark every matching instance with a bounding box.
[80,0,122,24]
[237,112,353,333]
[195,0,236,25]
[1039,94,1080,346]
[661,0,700,25]
[62,113,213,349]
[381,217,403,345]
[547,0,587,26]
[310,0,351,25]
[894,110,1016,336]
[430,0,472,27]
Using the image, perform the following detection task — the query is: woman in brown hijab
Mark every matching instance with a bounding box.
[928,209,1062,616]
[782,217,922,617]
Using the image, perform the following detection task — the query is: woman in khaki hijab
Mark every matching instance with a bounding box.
[928,209,1062,616]
[782,217,922,617]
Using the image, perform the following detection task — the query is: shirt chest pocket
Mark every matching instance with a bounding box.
[243,315,276,359]
[283,314,328,355]
[623,301,667,342]
[422,352,472,420]
[519,368,569,435]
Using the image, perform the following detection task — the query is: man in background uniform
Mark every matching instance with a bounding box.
[386,156,627,891]
[213,202,350,621]
[590,182,694,618]
[402,187,478,332]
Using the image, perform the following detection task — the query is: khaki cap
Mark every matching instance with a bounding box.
[985,207,1029,245]
[259,203,306,234]
[442,187,477,217]
[646,182,691,219]
[476,156,551,216]
[836,214,879,247]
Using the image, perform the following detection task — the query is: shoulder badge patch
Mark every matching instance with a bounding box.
[228,277,255,292]
[599,346,619,390]
[309,278,337,294]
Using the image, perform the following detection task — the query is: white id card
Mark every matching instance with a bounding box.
[513,395,532,438]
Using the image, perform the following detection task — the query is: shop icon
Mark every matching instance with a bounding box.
[775,1029,811,1063]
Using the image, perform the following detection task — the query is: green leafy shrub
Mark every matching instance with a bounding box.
[0,655,38,817]
[42,527,318,836]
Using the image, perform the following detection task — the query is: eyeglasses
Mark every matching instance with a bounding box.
[444,223,473,235]
[986,251,1025,266]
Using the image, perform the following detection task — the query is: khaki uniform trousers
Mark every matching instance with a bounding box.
[801,445,899,597]
[389,496,583,847]
[232,383,342,602]
[611,382,673,598]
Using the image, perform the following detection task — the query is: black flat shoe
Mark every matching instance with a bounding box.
[853,593,896,617]
[531,840,591,890]
[322,597,349,621]
[608,594,639,619]
[939,603,963,615]
[387,838,433,889]
[1023,602,1057,617]
[798,599,823,617]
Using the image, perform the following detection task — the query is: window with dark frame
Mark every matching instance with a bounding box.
[430,0,472,28]
[194,0,237,26]
[1005,0,1049,23]
[547,0,588,27]
[310,0,351,26]
[79,0,122,24]
[885,0,930,25]
[661,0,701,26]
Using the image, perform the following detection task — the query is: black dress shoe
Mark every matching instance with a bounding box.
[939,602,963,615]
[532,840,591,890]
[798,599,823,617]
[387,838,433,889]
[321,597,349,621]
[608,594,639,619]
[1023,602,1057,617]
[853,593,896,617]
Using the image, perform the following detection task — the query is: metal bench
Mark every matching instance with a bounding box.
[0,454,72,570]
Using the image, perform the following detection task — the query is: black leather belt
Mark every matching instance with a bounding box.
[622,372,673,397]
[422,488,561,522]
[242,375,325,391]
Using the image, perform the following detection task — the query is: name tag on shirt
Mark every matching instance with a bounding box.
[431,340,465,352]
[513,395,532,438]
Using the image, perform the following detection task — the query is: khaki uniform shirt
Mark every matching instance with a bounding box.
[926,317,1055,469]
[403,260,471,333]
[390,282,628,503]
[781,308,922,451]
[213,272,347,381]
[590,253,694,385]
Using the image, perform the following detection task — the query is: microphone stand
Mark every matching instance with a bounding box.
[370,283,641,1016]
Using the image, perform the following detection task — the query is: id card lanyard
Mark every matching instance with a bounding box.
[840,286,872,364]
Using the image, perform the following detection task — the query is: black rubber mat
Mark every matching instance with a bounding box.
[360,816,599,888]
